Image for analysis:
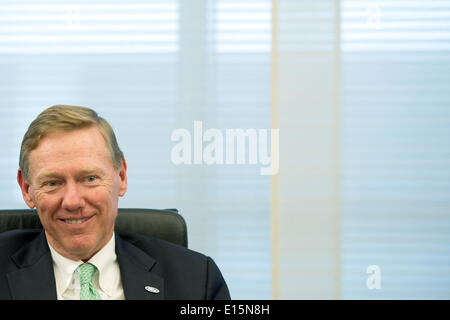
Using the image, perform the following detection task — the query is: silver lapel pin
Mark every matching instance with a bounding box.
[145,286,160,294]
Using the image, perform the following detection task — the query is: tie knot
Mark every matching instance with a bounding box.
[78,263,97,285]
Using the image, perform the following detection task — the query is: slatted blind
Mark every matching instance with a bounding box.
[207,0,272,298]
[4,0,447,300]
[0,0,272,299]
[0,1,179,53]
[341,0,450,299]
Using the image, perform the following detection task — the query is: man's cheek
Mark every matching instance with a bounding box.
[34,192,57,214]
[88,188,112,207]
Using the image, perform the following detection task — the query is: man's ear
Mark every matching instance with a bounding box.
[17,169,36,208]
[118,157,127,197]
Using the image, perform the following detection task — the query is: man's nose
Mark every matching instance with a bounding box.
[61,182,85,211]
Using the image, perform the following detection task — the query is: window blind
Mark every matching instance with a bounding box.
[341,0,450,299]
[206,0,272,298]
[4,0,448,300]
[0,0,272,299]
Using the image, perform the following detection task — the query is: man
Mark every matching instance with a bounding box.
[0,105,230,300]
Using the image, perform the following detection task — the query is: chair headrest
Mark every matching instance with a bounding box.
[0,208,187,248]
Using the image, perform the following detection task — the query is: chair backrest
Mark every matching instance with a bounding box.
[0,208,188,248]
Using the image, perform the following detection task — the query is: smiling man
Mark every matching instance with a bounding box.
[0,105,230,300]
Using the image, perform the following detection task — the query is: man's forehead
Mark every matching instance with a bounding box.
[38,126,105,146]
[27,127,113,180]
[31,127,109,157]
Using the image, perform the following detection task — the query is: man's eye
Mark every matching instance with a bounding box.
[43,181,58,188]
[87,176,96,182]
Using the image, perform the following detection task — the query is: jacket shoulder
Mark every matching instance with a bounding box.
[116,230,231,299]
[116,229,204,260]
[0,229,42,276]
[0,229,42,254]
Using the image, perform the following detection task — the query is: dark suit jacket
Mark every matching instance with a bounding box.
[0,229,231,300]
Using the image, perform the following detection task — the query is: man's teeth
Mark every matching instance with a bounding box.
[64,218,89,224]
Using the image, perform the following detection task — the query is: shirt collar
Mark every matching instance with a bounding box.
[48,233,117,297]
[48,242,81,294]
[88,233,117,297]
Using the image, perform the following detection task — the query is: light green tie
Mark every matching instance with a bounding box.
[78,263,102,300]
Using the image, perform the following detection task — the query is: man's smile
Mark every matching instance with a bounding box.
[58,215,94,225]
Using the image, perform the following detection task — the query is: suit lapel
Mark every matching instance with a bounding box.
[115,233,164,300]
[6,231,57,300]
[6,230,165,300]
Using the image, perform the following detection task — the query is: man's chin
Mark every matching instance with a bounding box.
[65,240,100,261]
[48,235,98,261]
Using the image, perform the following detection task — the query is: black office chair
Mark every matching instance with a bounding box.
[0,208,188,248]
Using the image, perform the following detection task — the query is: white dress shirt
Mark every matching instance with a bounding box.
[48,233,125,300]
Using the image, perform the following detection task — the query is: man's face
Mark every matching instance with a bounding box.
[17,126,127,261]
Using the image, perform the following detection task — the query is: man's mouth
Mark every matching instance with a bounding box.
[60,216,93,224]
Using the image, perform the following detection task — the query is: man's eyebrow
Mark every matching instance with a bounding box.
[78,167,107,176]
[35,168,106,182]
[35,172,63,182]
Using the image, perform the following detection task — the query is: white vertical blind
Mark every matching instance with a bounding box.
[341,0,450,299]
[0,0,272,299]
[276,0,341,299]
